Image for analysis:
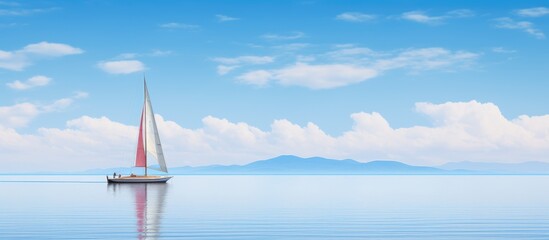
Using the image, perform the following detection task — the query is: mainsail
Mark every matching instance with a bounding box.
[134,80,168,173]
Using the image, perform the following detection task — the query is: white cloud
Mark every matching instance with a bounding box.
[0,103,40,128]
[22,41,83,56]
[2,101,549,172]
[494,17,545,39]
[159,22,199,29]
[230,47,478,89]
[237,63,378,89]
[492,47,516,54]
[327,47,377,61]
[97,60,145,74]
[217,65,238,75]
[42,98,74,112]
[213,56,274,65]
[261,32,305,40]
[0,42,83,71]
[236,70,273,86]
[402,9,474,25]
[515,7,549,17]
[271,63,377,89]
[73,91,89,99]
[336,12,376,22]
[7,75,51,90]
[0,92,87,128]
[216,14,239,22]
[374,48,479,72]
[402,11,444,24]
[212,55,274,75]
[0,116,140,172]
[0,50,27,71]
[412,101,536,150]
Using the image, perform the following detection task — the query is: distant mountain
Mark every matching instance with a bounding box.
[29,155,549,175]
[438,161,549,174]
[165,155,453,175]
[81,155,451,175]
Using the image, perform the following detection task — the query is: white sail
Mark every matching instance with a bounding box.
[144,82,168,173]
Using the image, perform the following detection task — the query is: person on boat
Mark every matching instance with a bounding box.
[113,172,116,178]
[118,173,121,178]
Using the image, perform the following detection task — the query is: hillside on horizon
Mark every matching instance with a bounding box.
[76,155,484,175]
[20,155,549,175]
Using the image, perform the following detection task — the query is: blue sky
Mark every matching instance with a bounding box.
[1,0,549,172]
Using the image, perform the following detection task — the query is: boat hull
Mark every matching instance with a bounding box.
[107,176,172,183]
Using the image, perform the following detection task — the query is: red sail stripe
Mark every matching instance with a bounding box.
[135,108,146,167]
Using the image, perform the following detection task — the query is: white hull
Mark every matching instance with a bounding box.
[107,176,172,183]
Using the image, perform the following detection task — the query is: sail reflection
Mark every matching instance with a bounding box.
[109,183,168,239]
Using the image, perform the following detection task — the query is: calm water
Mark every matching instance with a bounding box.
[1,175,549,239]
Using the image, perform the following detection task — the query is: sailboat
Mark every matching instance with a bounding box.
[107,79,172,183]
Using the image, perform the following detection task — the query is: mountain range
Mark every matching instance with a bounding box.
[438,161,549,174]
[76,155,549,175]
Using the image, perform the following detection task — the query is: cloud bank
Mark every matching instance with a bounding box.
[0,92,88,128]
[1,101,548,172]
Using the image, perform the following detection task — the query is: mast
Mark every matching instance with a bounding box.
[144,77,148,176]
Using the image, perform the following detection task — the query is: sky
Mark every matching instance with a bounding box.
[1,0,549,172]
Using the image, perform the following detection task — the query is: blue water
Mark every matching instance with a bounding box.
[1,175,548,239]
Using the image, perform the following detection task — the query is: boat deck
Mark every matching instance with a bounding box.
[118,176,167,179]
[107,175,172,183]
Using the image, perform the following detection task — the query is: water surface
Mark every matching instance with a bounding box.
[1,175,548,239]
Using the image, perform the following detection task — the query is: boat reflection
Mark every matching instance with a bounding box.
[108,183,168,239]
